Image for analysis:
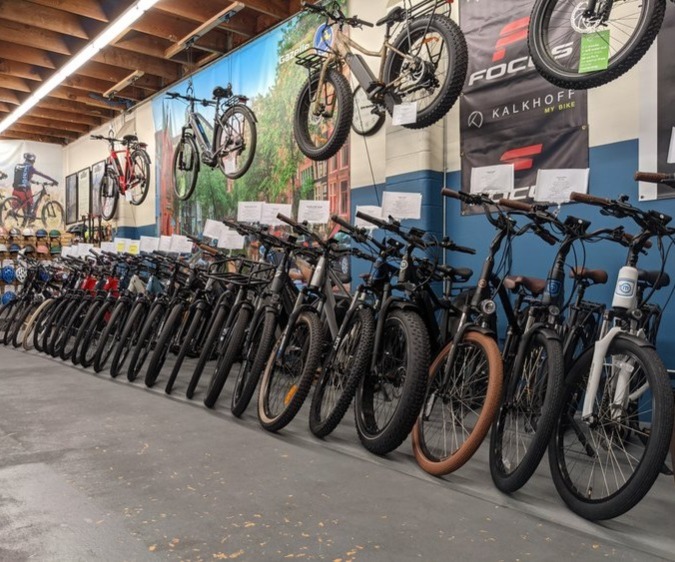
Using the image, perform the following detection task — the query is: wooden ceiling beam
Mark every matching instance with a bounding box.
[114,32,174,60]
[9,122,79,140]
[26,0,109,22]
[237,0,287,19]
[0,60,43,82]
[37,98,112,121]
[91,46,181,81]
[77,61,162,91]
[133,10,229,53]
[31,104,103,127]
[19,114,90,133]
[59,74,145,101]
[1,130,68,144]
[0,88,20,105]
[0,20,72,55]
[49,86,126,112]
[0,1,89,39]
[0,41,55,69]
[0,75,32,93]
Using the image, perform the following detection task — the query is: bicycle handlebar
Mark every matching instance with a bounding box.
[498,198,534,212]
[302,1,373,27]
[569,191,612,206]
[635,171,675,184]
[166,91,216,107]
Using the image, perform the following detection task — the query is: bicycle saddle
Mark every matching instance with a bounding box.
[376,6,406,26]
[213,86,232,99]
[638,270,671,290]
[569,267,608,285]
[437,264,473,283]
[122,134,138,144]
[504,275,547,296]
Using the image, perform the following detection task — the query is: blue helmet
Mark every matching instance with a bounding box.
[2,291,16,305]
[2,265,15,283]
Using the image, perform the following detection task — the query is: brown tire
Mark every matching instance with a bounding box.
[412,330,503,476]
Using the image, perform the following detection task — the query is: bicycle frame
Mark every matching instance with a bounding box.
[106,144,134,195]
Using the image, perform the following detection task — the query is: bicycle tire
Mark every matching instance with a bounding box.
[145,302,185,388]
[489,329,564,492]
[172,135,200,201]
[34,298,65,353]
[127,302,166,382]
[0,197,27,230]
[100,165,119,221]
[128,149,151,206]
[48,299,80,357]
[71,300,104,365]
[185,305,229,399]
[548,334,673,520]
[231,309,277,417]
[79,300,113,368]
[92,300,130,373]
[257,310,324,432]
[383,14,467,129]
[218,105,257,180]
[309,307,375,438]
[356,309,430,456]
[293,68,353,161]
[3,301,28,346]
[22,298,55,350]
[165,306,206,395]
[528,0,665,90]
[109,301,147,378]
[41,200,64,231]
[10,302,37,348]
[59,300,92,361]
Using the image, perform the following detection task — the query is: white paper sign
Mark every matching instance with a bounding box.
[77,243,94,257]
[470,164,515,195]
[203,219,224,240]
[536,168,590,204]
[114,238,130,254]
[381,192,422,220]
[237,202,263,223]
[158,235,172,252]
[60,246,73,258]
[170,234,192,254]
[217,229,245,250]
[224,155,237,175]
[355,205,383,228]
[392,101,418,126]
[262,203,293,226]
[140,236,160,253]
[298,200,330,224]
[669,127,675,164]
[100,242,117,254]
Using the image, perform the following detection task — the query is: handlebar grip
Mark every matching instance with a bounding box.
[569,191,612,206]
[332,214,355,232]
[634,171,675,184]
[538,229,559,246]
[355,211,386,228]
[453,244,477,255]
[441,188,462,201]
[499,198,534,212]
[277,213,299,228]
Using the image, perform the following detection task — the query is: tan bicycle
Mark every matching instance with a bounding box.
[293,0,467,161]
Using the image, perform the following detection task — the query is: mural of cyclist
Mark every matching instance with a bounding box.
[12,153,58,213]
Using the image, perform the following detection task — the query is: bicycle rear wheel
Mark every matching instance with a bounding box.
[93,300,131,373]
[0,197,27,230]
[548,335,673,520]
[41,201,64,231]
[218,105,257,180]
[128,149,151,206]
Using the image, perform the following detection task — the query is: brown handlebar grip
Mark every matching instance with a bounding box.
[498,198,534,212]
[634,171,674,183]
[569,191,612,206]
[441,188,461,200]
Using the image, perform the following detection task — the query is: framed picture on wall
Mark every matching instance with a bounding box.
[77,167,91,219]
[91,160,106,218]
[65,173,78,225]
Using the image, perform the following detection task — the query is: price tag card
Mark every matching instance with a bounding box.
[125,190,133,202]
[77,243,94,257]
[261,203,293,226]
[126,240,140,255]
[355,205,383,228]
[470,164,514,195]
[392,101,418,126]
[100,242,117,254]
[298,200,330,224]
[579,30,610,73]
[217,229,245,250]
[669,127,675,164]
[381,192,422,220]
[170,235,193,254]
[158,235,172,252]
[237,202,263,223]
[60,246,73,258]
[224,155,237,175]
[114,238,130,254]
[139,236,160,253]
[203,219,224,240]
[536,169,589,204]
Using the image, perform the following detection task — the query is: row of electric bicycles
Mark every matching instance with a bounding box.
[2,175,675,522]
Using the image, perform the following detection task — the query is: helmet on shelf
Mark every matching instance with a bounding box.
[35,229,48,238]
[15,265,27,284]
[0,244,7,253]
[37,244,49,255]
[50,245,62,255]
[23,153,36,163]
[23,244,35,255]
[0,227,7,238]
[2,265,15,283]
[1,291,16,305]
[49,229,61,238]
[22,227,34,237]
[8,244,20,254]
[9,228,20,238]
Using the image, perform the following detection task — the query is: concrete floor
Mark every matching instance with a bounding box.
[0,347,673,562]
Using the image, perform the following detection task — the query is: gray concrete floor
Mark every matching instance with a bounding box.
[0,347,673,562]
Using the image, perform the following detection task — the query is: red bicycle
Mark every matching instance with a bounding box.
[91,133,151,221]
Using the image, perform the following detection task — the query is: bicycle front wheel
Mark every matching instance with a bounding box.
[548,334,674,520]
[128,149,151,206]
[0,197,27,229]
[41,200,64,231]
[100,167,119,221]
[173,135,200,201]
[412,330,503,475]
[218,105,257,180]
[529,0,665,90]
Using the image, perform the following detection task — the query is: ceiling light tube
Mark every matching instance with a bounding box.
[0,0,160,137]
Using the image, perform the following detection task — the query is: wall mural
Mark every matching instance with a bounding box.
[0,140,65,231]
[655,7,675,199]
[152,1,350,236]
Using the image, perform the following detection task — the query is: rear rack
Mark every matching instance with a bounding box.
[406,0,452,19]
[295,48,333,72]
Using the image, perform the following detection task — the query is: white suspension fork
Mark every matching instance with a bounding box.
[582,326,623,421]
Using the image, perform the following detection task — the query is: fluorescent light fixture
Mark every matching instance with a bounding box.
[0,0,161,136]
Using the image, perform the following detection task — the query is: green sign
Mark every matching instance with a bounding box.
[579,30,611,73]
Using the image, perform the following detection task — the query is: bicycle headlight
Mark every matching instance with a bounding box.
[480,299,496,315]
[548,305,560,317]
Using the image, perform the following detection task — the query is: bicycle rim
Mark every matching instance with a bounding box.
[128,151,150,204]
[173,138,198,200]
[219,107,255,179]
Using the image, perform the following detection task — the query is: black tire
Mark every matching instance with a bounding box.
[22,298,55,351]
[258,311,324,432]
[59,300,92,361]
[489,329,564,492]
[203,307,252,408]
[383,14,467,129]
[231,310,277,417]
[355,309,430,456]
[93,300,130,373]
[528,0,666,90]
[110,301,147,378]
[351,85,385,137]
[186,305,229,399]
[71,300,104,365]
[0,301,17,342]
[309,308,375,438]
[165,306,206,395]
[217,105,257,180]
[127,302,166,382]
[3,301,27,346]
[293,68,353,161]
[548,335,674,520]
[563,314,599,369]
[128,149,151,206]
[145,303,185,388]
[79,301,113,368]
[49,300,80,358]
[100,165,119,221]
[41,200,64,231]
[34,298,65,353]
[173,135,200,201]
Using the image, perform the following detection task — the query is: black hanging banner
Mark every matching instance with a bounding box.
[459,0,589,210]
[656,8,675,199]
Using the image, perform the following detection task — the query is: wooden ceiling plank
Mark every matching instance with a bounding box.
[1,130,69,144]
[0,75,32,93]
[0,88,20,105]
[31,105,102,126]
[37,97,112,119]
[77,61,162,91]
[58,73,144,101]
[0,41,55,69]
[0,60,43,82]
[0,20,72,55]
[91,46,181,81]
[26,0,109,22]
[10,122,79,140]
[50,86,126,112]
[237,0,287,19]
[155,0,234,22]
[0,1,89,39]
[114,33,174,60]
[20,114,90,133]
